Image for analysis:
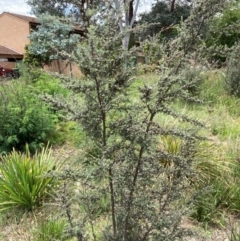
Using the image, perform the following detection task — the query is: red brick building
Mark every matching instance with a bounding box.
[0,12,83,76]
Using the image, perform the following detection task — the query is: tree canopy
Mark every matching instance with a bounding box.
[205,0,240,62]
[27,0,142,49]
[24,14,79,68]
[139,0,192,39]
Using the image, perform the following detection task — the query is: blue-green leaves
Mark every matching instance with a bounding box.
[26,14,80,67]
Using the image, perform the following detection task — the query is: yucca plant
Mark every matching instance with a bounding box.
[0,146,60,211]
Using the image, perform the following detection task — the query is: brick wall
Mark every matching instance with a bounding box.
[44,60,83,78]
[0,61,16,69]
[0,14,30,53]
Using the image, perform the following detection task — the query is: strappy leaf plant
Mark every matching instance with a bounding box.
[0,146,60,211]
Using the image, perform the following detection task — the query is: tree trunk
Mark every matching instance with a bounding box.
[122,33,130,50]
[170,0,176,12]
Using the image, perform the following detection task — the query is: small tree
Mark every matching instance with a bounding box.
[40,0,228,240]
[24,14,79,71]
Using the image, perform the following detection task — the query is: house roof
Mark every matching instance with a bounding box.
[0,12,38,24]
[0,45,23,58]
[0,12,84,33]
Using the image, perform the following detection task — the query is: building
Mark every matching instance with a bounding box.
[0,12,83,76]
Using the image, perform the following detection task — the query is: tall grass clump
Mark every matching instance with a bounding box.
[0,146,60,211]
[191,138,240,226]
[200,71,226,105]
[229,225,240,241]
[33,218,67,241]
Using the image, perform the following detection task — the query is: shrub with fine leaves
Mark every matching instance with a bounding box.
[32,0,229,240]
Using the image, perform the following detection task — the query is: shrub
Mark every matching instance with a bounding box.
[205,1,240,64]
[0,146,60,211]
[225,44,240,98]
[29,70,69,97]
[50,121,85,146]
[182,67,205,96]
[37,1,228,240]
[0,81,57,154]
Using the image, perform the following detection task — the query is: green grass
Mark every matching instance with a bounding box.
[33,218,67,241]
[124,70,240,228]
[229,226,240,241]
[130,70,240,227]
[50,121,86,146]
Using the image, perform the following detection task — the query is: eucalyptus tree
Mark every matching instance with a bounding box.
[27,0,142,49]
[24,14,80,70]
[139,0,192,38]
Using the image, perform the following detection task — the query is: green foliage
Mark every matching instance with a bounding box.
[207,2,240,47]
[191,137,240,226]
[198,70,240,117]
[33,219,67,241]
[18,63,44,82]
[182,67,205,96]
[27,0,103,27]
[228,160,240,212]
[0,146,59,211]
[23,44,47,68]
[199,71,226,104]
[0,81,57,154]
[205,1,240,63]
[141,35,163,65]
[33,0,230,240]
[18,66,69,97]
[229,226,240,241]
[139,0,191,39]
[26,14,79,68]
[50,121,85,146]
[192,165,240,226]
[225,44,240,98]
[192,179,230,225]
[28,70,69,97]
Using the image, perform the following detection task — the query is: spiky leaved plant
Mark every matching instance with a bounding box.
[41,0,229,240]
